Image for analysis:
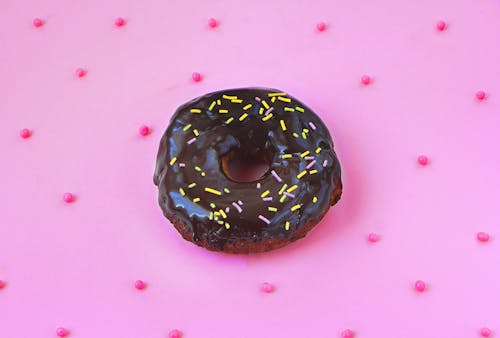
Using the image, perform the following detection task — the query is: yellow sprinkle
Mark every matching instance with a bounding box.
[262,113,273,121]
[190,108,201,113]
[239,113,249,121]
[293,133,299,138]
[231,99,243,103]
[281,154,292,159]
[193,129,199,136]
[280,119,287,131]
[279,184,288,195]
[268,207,278,212]
[169,157,177,166]
[271,97,277,103]
[219,109,229,114]
[223,95,237,100]
[260,190,270,198]
[214,211,220,216]
[182,124,192,131]
[268,92,287,97]
[205,187,222,196]
[287,185,298,193]
[291,204,301,212]
[309,169,318,175]
[210,203,216,209]
[209,212,213,220]
[278,96,291,102]
[313,196,318,203]
[201,172,206,177]
[296,106,305,113]
[315,147,322,153]
[279,195,287,203]
[285,221,290,230]
[193,197,200,203]
[243,104,252,110]
[262,100,270,109]
[258,107,264,115]
[284,107,295,112]
[223,188,230,193]
[300,150,310,158]
[219,209,227,218]
[217,220,224,225]
[297,170,307,179]
[179,188,186,196]
[208,101,216,111]
[217,99,221,105]
[225,117,234,124]
[303,128,309,133]
[195,166,202,171]
[302,132,307,139]
[188,183,197,188]
[225,222,231,229]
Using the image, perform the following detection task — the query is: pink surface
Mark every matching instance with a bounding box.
[1,0,500,337]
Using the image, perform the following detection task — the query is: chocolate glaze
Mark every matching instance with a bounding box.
[154,88,342,253]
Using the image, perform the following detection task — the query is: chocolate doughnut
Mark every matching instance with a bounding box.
[154,88,342,253]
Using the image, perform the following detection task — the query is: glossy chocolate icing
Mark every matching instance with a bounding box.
[154,88,342,252]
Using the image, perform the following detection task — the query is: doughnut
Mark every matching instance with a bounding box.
[153,88,342,253]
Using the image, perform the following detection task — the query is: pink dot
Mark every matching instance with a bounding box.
[62,193,75,203]
[476,90,487,101]
[368,233,379,243]
[208,18,218,28]
[134,279,146,290]
[56,327,69,337]
[477,232,490,243]
[414,280,426,292]
[0,280,6,289]
[316,22,327,32]
[168,329,182,338]
[260,282,275,293]
[361,74,372,85]
[20,128,32,139]
[417,155,429,166]
[139,125,150,136]
[192,72,202,82]
[33,18,44,28]
[341,329,355,338]
[480,327,492,337]
[436,20,447,31]
[115,17,126,27]
[75,68,87,78]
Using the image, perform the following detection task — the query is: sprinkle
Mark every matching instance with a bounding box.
[302,132,307,139]
[308,122,317,130]
[237,200,243,205]
[201,172,205,176]
[361,74,372,85]
[284,107,295,112]
[315,147,322,153]
[208,101,216,111]
[280,120,287,131]
[179,163,186,167]
[309,169,318,175]
[255,96,261,102]
[271,170,282,182]
[436,20,447,31]
[169,157,177,165]
[323,160,328,167]
[271,97,276,102]
[291,204,301,212]
[223,187,230,193]
[277,96,291,102]
[193,129,199,136]
[279,195,287,203]
[210,203,216,209]
[262,197,273,201]
[195,166,202,171]
[223,95,237,100]
[268,207,278,212]
[414,280,426,292]
[56,327,69,337]
[297,170,307,179]
[258,107,264,115]
[239,113,249,121]
[256,183,261,189]
[262,100,270,109]
[285,221,290,230]
[300,150,310,158]
[293,133,299,138]
[258,215,271,224]
[296,107,305,113]
[225,117,234,124]
[20,128,31,139]
[243,104,252,110]
[279,184,288,194]
[217,99,221,105]
[205,187,222,195]
[268,92,286,97]
[281,154,292,159]
[188,183,197,188]
[262,113,273,121]
[219,109,229,113]
[306,160,316,169]
[284,192,295,198]
[264,107,274,115]
[219,209,227,218]
[139,125,151,136]
[209,212,213,220]
[303,128,309,133]
[225,222,230,229]
[63,193,75,203]
[260,190,270,198]
[313,196,318,203]
[304,156,314,160]
[183,124,192,131]
[477,232,490,242]
[179,188,186,196]
[187,137,197,144]
[190,108,201,113]
[33,18,44,28]
[232,202,243,213]
[192,72,202,82]
[287,185,298,193]
[193,197,200,203]
[232,99,243,103]
[225,207,230,213]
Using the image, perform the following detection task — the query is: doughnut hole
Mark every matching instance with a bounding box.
[221,148,272,182]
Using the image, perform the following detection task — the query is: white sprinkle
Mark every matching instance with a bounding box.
[304,156,314,160]
[262,197,273,202]
[225,207,230,213]
[232,202,243,213]
[271,170,282,182]
[306,160,317,169]
[284,192,295,198]
[238,200,243,205]
[187,137,197,145]
[264,107,274,116]
[256,183,261,189]
[323,159,328,167]
[255,97,261,102]
[258,215,270,224]
[308,122,317,130]
[179,163,186,167]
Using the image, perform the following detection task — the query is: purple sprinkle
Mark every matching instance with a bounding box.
[258,215,270,224]
[306,160,316,169]
[232,202,243,213]
[256,183,261,189]
[179,163,186,167]
[255,97,261,102]
[237,200,243,205]
[284,192,295,198]
[264,107,274,116]
[271,170,282,182]
[304,156,314,160]
[262,197,273,202]
[225,207,230,213]
[308,122,317,130]
[187,137,197,144]
[323,159,328,167]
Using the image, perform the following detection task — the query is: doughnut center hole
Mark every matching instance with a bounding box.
[222,149,271,183]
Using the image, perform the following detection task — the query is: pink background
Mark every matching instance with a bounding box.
[1,0,499,337]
